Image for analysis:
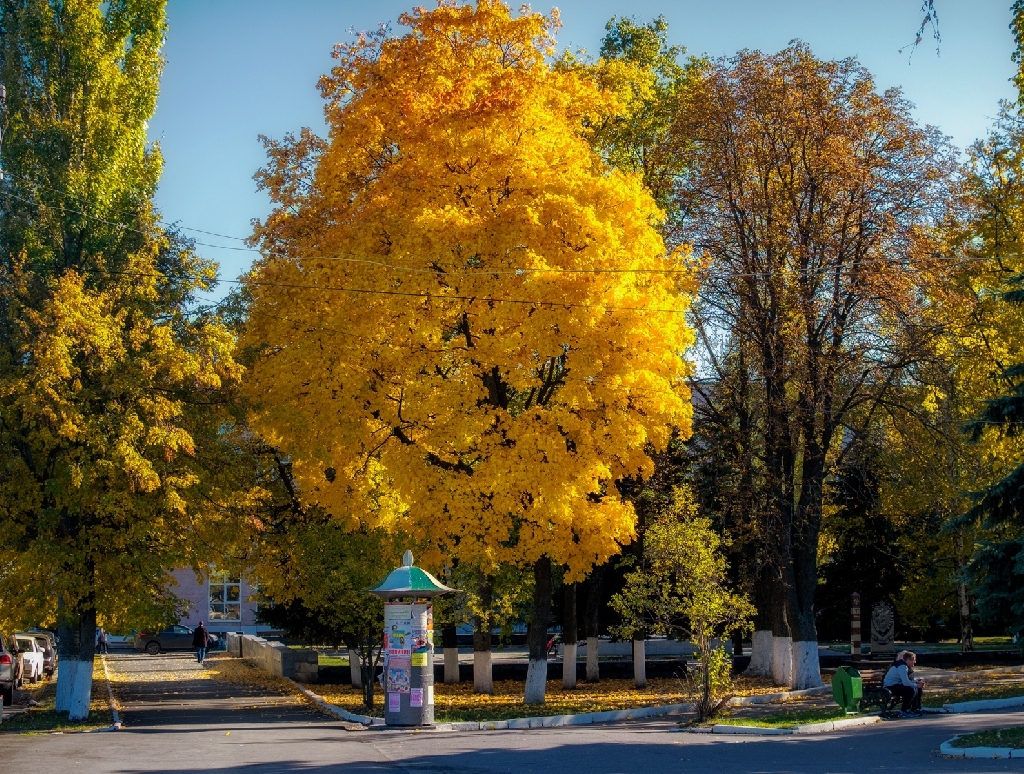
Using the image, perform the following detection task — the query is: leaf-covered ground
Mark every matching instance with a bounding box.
[949,725,1024,748]
[316,675,788,722]
[924,679,1024,708]
[0,668,111,734]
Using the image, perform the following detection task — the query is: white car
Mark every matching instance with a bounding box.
[14,636,44,684]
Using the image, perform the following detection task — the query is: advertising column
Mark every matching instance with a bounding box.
[384,601,435,725]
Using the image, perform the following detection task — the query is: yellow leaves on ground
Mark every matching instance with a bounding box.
[242,0,695,578]
[316,675,785,722]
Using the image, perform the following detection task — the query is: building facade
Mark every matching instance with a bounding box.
[170,569,264,637]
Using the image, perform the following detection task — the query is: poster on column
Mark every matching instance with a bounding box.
[387,656,411,693]
[386,603,412,656]
[411,603,431,657]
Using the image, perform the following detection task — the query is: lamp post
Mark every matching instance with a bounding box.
[369,550,454,727]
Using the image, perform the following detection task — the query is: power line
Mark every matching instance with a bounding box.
[5,171,1017,284]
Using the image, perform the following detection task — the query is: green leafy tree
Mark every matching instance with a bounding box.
[610,487,753,721]
[0,0,239,719]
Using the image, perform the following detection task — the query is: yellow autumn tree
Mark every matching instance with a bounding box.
[241,0,694,704]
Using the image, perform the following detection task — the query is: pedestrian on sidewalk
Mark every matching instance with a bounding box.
[97,627,108,654]
[193,621,210,665]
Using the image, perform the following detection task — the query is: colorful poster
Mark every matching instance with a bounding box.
[387,656,411,693]
[410,688,423,708]
[411,652,428,667]
[386,603,413,656]
[388,692,401,713]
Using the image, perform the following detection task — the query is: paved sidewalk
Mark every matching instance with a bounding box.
[105,653,328,728]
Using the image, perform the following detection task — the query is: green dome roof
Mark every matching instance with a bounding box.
[369,551,455,599]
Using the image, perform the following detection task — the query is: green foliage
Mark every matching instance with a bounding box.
[609,486,753,720]
[0,0,239,641]
[567,15,697,221]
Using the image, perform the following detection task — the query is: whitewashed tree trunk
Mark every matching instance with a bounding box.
[586,636,599,682]
[444,647,460,684]
[524,659,547,704]
[633,639,647,689]
[56,607,96,720]
[55,659,93,720]
[348,649,362,688]
[562,641,577,689]
[744,630,773,677]
[473,649,493,694]
[790,640,823,689]
[771,635,792,687]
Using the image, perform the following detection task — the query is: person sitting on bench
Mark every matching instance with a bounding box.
[883,650,923,716]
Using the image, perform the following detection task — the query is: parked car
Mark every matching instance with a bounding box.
[133,625,219,655]
[0,634,24,706]
[28,632,57,677]
[13,635,43,684]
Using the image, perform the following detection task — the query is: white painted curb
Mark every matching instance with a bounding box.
[728,686,831,706]
[943,695,1024,713]
[940,736,1024,758]
[285,678,693,732]
[100,656,122,730]
[711,715,880,736]
[286,678,384,726]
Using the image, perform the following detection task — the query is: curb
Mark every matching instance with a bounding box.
[100,656,122,730]
[943,695,1024,714]
[288,679,693,731]
[711,715,881,736]
[728,686,831,706]
[940,735,1024,759]
[285,679,384,726]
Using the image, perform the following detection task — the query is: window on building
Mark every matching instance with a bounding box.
[209,574,241,621]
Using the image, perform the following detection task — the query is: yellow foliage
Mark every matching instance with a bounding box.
[242,1,695,578]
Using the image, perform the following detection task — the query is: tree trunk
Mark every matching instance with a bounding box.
[524,556,552,705]
[633,636,647,689]
[442,624,460,683]
[744,575,774,677]
[359,634,376,709]
[584,566,603,683]
[788,454,825,690]
[955,530,975,653]
[55,605,96,720]
[473,574,494,694]
[562,581,577,689]
[770,579,792,687]
[958,580,975,653]
[348,648,362,688]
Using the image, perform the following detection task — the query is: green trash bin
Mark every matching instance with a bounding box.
[832,666,863,713]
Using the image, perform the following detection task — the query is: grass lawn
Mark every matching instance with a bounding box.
[0,673,111,734]
[318,656,349,667]
[711,706,850,728]
[315,675,792,722]
[923,681,1024,708]
[949,725,1024,748]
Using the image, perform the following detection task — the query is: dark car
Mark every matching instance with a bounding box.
[0,633,24,705]
[134,625,218,655]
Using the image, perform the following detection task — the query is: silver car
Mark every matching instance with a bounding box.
[0,633,23,706]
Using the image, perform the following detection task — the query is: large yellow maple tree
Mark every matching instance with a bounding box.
[241,0,694,701]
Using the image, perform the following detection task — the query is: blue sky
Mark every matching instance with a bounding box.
[150,0,1017,294]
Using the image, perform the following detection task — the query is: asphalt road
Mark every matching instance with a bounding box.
[4,653,1024,773]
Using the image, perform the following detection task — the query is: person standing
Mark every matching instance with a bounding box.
[193,621,209,665]
[97,628,108,655]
